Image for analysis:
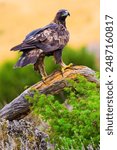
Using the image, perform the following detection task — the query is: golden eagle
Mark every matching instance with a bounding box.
[11,9,72,80]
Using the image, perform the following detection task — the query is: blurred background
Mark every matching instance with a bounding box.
[0,0,99,107]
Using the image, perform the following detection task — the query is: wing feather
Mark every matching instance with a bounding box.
[11,23,69,52]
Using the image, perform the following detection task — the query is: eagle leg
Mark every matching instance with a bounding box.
[53,50,73,73]
[34,55,47,80]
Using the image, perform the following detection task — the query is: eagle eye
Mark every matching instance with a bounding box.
[61,11,70,17]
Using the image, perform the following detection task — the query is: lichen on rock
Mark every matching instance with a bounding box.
[0,119,48,150]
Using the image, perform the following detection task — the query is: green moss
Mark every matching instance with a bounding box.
[27,75,100,149]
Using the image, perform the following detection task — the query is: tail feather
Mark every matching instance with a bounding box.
[14,54,37,68]
[14,49,42,68]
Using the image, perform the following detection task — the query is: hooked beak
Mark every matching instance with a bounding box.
[62,11,70,17]
[68,12,70,16]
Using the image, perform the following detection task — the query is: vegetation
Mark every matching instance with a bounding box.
[0,47,98,107]
[27,75,100,149]
[0,46,100,149]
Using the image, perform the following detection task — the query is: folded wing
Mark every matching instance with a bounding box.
[11,23,69,53]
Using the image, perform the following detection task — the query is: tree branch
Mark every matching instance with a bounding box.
[0,66,99,120]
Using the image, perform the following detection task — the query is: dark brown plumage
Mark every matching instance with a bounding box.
[11,9,72,80]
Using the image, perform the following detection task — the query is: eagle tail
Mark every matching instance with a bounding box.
[14,49,42,68]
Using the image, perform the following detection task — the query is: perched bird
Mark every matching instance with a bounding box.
[11,9,72,80]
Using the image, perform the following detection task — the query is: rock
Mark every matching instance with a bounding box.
[0,119,48,150]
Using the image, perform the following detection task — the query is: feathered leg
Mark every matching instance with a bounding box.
[34,55,47,80]
[54,50,73,73]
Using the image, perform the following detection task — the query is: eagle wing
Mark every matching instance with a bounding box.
[11,23,69,53]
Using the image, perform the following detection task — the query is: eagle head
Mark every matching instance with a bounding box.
[54,9,70,25]
[56,9,70,19]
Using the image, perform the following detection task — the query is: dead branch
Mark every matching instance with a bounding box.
[0,66,99,121]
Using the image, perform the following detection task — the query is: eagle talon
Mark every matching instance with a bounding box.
[67,63,73,68]
[61,63,73,73]
[60,69,64,77]
[42,76,47,81]
[42,76,48,85]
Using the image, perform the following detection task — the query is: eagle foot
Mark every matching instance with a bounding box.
[42,76,47,81]
[41,76,48,85]
[61,63,73,73]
